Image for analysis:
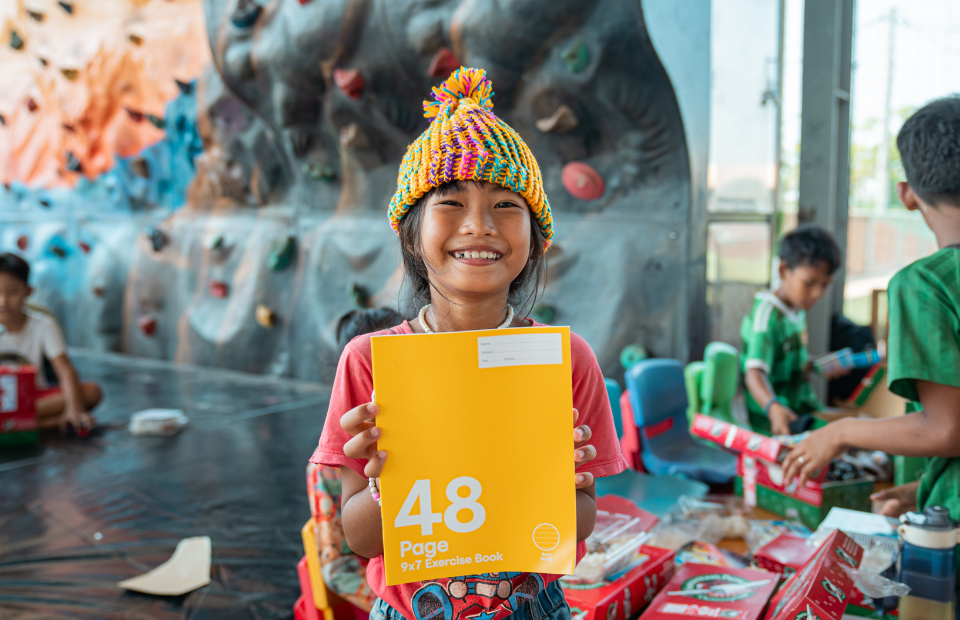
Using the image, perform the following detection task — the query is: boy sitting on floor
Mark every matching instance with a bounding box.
[741,225,843,436]
[0,253,101,432]
[784,97,960,523]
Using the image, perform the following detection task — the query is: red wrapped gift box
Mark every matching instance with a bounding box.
[0,365,38,447]
[639,563,777,620]
[563,545,676,620]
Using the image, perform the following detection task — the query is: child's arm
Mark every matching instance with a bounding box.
[782,380,960,486]
[49,353,93,432]
[744,367,798,436]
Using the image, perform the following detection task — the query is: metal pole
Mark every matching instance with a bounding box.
[877,7,896,212]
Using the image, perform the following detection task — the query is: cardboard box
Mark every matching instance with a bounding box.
[735,456,872,530]
[842,363,907,419]
[691,414,788,464]
[0,365,38,447]
[753,534,816,577]
[763,530,863,620]
[639,563,777,620]
[563,545,676,620]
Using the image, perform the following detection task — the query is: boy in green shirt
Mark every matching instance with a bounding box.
[741,225,843,436]
[783,97,960,526]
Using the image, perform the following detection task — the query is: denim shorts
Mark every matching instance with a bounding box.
[370,580,571,620]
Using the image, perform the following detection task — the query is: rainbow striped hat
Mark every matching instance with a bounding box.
[387,67,553,248]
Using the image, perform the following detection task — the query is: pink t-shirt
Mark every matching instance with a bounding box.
[310,320,628,620]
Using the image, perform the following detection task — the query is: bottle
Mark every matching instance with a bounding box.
[897,505,959,620]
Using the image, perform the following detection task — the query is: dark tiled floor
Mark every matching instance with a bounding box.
[0,350,331,620]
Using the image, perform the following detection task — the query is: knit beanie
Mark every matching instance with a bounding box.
[387,67,553,248]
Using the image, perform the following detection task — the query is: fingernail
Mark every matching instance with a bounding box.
[574,430,583,441]
[575,450,584,460]
[379,450,387,459]
[371,427,381,438]
[576,474,585,483]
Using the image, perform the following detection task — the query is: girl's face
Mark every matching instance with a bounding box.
[419,181,532,301]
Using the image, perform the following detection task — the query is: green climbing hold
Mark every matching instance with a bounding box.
[268,236,296,271]
[531,304,556,325]
[620,344,649,370]
[9,30,24,51]
[302,162,336,182]
[348,283,370,309]
[560,40,589,73]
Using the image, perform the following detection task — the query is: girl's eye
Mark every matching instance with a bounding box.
[495,201,518,209]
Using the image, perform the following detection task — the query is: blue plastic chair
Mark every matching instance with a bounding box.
[604,378,624,439]
[625,359,738,484]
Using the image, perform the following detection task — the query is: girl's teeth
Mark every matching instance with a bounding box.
[479,251,489,259]
[471,251,480,259]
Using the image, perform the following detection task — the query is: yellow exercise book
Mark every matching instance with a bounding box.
[372,326,577,586]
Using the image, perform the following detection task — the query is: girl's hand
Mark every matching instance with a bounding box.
[871,481,920,518]
[769,402,798,436]
[60,406,94,434]
[574,408,597,490]
[341,402,388,479]
[781,420,849,489]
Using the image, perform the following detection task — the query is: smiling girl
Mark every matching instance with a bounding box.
[310,68,627,620]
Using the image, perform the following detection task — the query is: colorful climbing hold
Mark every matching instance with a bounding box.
[175,79,193,95]
[138,315,157,337]
[60,68,79,81]
[126,108,143,123]
[27,10,44,22]
[267,236,296,271]
[78,241,91,253]
[147,227,168,252]
[619,344,649,370]
[255,304,277,328]
[38,199,51,208]
[333,68,364,100]
[230,0,261,28]
[536,104,579,134]
[92,286,106,298]
[561,161,605,201]
[297,0,313,4]
[428,48,460,79]
[26,98,38,113]
[209,281,229,299]
[130,158,150,179]
[0,114,5,125]
[16,236,28,251]
[208,235,225,251]
[302,162,336,182]
[560,40,589,73]
[57,1,73,14]
[62,123,75,133]
[9,30,24,51]
[65,151,83,173]
[49,243,68,259]
[146,114,165,129]
[531,304,556,325]
[38,58,47,66]
[128,33,143,46]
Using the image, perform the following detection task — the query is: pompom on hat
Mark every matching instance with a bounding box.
[388,67,553,248]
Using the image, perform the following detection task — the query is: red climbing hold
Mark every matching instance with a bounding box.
[297,0,312,4]
[26,98,38,113]
[138,315,157,337]
[78,241,91,253]
[209,281,229,299]
[428,48,460,79]
[333,69,364,100]
[561,162,605,201]
[16,235,28,251]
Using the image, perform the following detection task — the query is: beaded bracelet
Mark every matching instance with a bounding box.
[368,476,381,507]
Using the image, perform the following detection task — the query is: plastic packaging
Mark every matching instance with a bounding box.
[840,563,911,599]
[646,513,726,550]
[743,520,812,554]
[129,409,188,436]
[677,495,751,539]
[569,509,650,582]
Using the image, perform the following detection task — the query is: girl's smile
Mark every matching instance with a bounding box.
[450,246,504,263]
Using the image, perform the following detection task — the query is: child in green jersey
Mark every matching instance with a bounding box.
[741,225,843,436]
[783,97,960,526]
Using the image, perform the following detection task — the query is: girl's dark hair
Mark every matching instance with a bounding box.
[0,253,30,285]
[397,181,547,320]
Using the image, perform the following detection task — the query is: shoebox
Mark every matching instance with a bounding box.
[753,534,816,578]
[0,365,38,447]
[691,414,789,463]
[639,563,777,620]
[734,455,872,530]
[563,545,676,620]
[762,530,863,620]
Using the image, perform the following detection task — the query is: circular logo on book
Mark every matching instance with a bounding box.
[676,573,759,603]
[532,523,560,551]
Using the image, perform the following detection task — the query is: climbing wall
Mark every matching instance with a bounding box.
[0,0,698,383]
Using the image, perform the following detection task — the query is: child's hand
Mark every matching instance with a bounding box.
[341,402,388,479]
[781,419,849,488]
[60,406,94,435]
[769,402,798,436]
[871,481,920,518]
[574,408,597,490]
